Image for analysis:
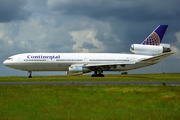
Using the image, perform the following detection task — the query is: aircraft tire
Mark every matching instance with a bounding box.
[99,74,104,77]
[91,74,96,77]
[91,74,104,77]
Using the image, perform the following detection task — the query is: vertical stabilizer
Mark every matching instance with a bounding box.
[141,25,168,46]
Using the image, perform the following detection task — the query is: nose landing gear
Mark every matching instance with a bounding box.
[28,71,32,78]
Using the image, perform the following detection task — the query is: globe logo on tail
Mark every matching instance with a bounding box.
[141,25,168,46]
[142,32,160,46]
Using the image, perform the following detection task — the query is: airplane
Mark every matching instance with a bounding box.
[3,25,174,78]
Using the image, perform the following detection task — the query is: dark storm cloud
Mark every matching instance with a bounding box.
[47,41,64,48]
[48,0,180,53]
[49,0,180,22]
[0,0,31,22]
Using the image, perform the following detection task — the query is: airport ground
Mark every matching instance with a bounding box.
[0,74,180,119]
[0,73,180,82]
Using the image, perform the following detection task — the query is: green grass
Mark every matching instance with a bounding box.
[0,85,180,119]
[0,73,180,82]
[0,74,179,119]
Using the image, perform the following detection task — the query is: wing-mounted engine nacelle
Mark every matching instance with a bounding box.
[67,66,91,75]
[130,44,171,55]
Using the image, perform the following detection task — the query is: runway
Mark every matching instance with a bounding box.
[0,81,180,86]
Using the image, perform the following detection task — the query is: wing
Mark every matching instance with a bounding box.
[85,61,135,68]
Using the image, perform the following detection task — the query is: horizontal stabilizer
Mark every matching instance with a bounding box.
[141,52,175,62]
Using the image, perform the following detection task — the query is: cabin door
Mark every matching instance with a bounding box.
[84,57,88,64]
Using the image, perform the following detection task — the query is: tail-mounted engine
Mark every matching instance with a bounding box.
[66,65,91,75]
[130,44,171,55]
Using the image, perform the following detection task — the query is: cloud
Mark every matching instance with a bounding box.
[170,46,180,59]
[82,42,97,49]
[48,0,180,22]
[0,0,32,23]
[69,29,105,53]
[0,16,76,61]
[175,31,180,43]
[47,0,180,52]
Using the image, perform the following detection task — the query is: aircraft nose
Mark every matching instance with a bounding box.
[3,60,12,66]
[3,60,8,66]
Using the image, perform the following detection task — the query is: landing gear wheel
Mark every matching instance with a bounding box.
[91,74,104,77]
[92,74,95,77]
[91,69,104,77]
[28,71,32,78]
[92,71,97,77]
[97,74,104,77]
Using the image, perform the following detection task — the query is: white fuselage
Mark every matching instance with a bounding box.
[3,53,159,72]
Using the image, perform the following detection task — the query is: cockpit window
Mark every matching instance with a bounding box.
[7,58,13,61]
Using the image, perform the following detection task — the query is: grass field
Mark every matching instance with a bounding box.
[0,85,180,119]
[0,73,180,82]
[0,74,180,119]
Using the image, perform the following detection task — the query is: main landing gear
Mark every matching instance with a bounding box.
[91,69,104,77]
[28,71,32,78]
[92,74,104,77]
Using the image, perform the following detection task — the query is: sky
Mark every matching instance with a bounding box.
[0,0,180,76]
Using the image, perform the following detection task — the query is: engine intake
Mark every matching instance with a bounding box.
[67,66,91,75]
